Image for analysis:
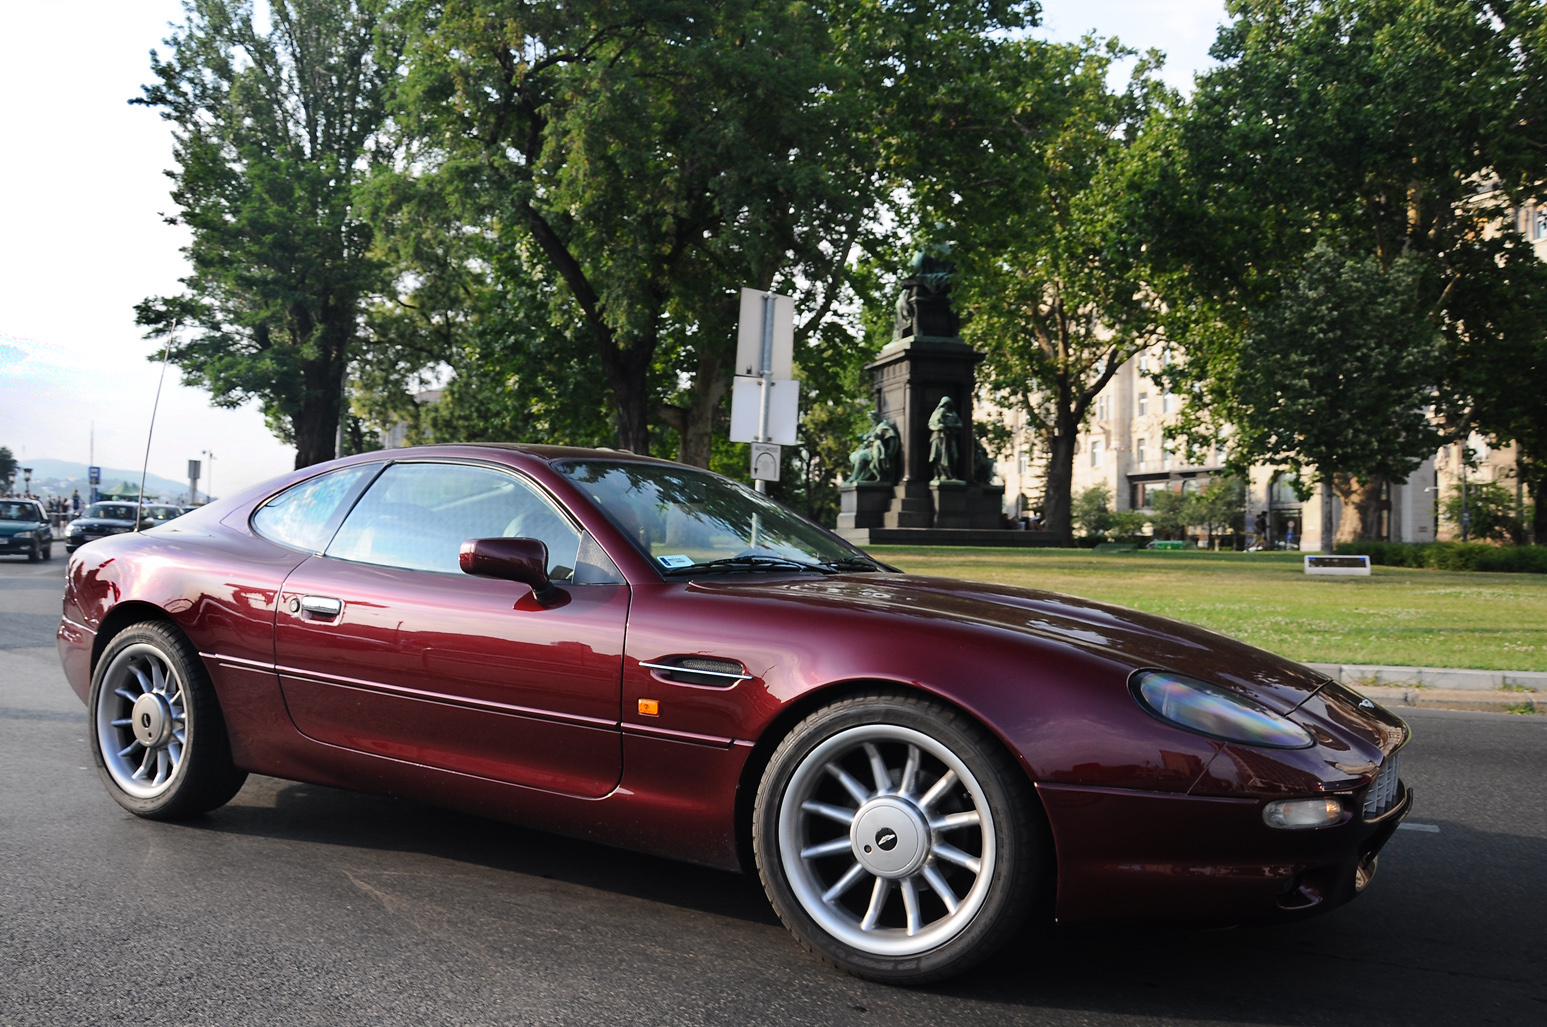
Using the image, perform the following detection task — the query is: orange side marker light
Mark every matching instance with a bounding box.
[637,698,660,716]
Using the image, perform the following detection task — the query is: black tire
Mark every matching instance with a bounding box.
[88,620,248,819]
[753,691,1044,984]
[42,542,52,561]
[27,539,40,562]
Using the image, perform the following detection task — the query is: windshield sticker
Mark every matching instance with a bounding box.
[657,554,695,569]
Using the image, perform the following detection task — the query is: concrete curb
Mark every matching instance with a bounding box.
[1305,662,1547,692]
[1347,684,1544,714]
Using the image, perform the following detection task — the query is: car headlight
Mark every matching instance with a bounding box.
[1132,670,1314,749]
[13,530,34,539]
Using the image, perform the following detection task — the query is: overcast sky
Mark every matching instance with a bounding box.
[0,0,1227,497]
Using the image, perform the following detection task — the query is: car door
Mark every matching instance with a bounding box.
[273,460,628,798]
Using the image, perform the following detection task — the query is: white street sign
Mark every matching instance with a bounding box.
[729,377,800,444]
[750,443,781,481]
[736,288,794,379]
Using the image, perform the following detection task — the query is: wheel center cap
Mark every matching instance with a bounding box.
[850,796,929,879]
[130,693,173,748]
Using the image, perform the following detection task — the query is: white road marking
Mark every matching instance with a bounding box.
[1397,822,1440,833]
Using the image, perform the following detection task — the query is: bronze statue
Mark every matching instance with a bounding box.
[891,244,961,342]
[849,413,900,484]
[972,436,996,485]
[927,397,962,481]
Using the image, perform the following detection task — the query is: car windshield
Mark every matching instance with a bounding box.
[556,460,879,575]
[85,503,139,520]
[0,502,41,521]
[146,506,182,522]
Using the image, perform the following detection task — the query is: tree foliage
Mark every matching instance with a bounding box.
[380,0,998,465]
[902,37,1176,543]
[135,0,401,468]
[1147,0,1547,539]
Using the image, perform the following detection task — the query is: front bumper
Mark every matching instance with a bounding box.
[1037,778,1412,926]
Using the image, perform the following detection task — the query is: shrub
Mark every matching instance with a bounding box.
[1335,540,1547,574]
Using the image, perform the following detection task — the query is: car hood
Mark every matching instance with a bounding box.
[688,572,1330,714]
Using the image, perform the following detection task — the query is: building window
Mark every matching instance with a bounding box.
[1537,208,1547,240]
[1162,389,1175,414]
[1137,392,1149,417]
[1136,438,1147,464]
[1162,443,1173,470]
[1095,396,1111,421]
[1017,449,1030,474]
[1091,439,1104,468]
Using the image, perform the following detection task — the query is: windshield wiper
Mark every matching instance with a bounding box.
[811,556,882,573]
[661,554,837,576]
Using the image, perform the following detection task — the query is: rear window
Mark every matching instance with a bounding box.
[252,465,375,552]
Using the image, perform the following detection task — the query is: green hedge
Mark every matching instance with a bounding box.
[1334,540,1547,574]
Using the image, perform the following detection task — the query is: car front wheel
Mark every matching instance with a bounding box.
[89,621,248,819]
[754,692,1043,984]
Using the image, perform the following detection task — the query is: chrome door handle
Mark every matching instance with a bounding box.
[298,595,343,617]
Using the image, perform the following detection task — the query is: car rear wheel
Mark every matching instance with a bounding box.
[89,621,247,819]
[754,692,1042,984]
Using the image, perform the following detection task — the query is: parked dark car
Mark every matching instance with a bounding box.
[0,498,53,561]
[64,502,152,553]
[57,445,1410,983]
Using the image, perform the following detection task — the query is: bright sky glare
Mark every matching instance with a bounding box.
[0,0,1227,497]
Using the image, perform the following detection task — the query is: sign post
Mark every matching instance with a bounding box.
[729,288,798,492]
[188,459,202,506]
[88,465,101,504]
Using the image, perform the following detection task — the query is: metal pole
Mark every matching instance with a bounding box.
[1457,446,1468,540]
[755,292,774,495]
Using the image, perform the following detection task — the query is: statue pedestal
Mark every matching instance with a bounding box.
[931,482,1005,529]
[837,484,894,530]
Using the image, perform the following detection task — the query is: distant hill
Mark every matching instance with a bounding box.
[17,458,196,501]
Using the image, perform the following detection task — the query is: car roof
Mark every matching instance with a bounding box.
[376,442,685,470]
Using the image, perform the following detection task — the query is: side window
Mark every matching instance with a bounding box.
[252,465,375,552]
[326,462,581,579]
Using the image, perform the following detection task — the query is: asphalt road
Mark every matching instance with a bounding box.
[1,554,1543,1026]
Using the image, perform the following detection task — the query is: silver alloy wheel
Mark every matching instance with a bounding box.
[777,724,996,957]
[95,643,188,799]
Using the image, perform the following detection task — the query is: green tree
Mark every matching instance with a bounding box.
[1148,488,1190,541]
[135,0,402,468]
[1185,475,1246,549]
[0,447,16,493]
[1072,483,1114,539]
[387,0,1003,464]
[904,37,1176,544]
[1182,245,1443,543]
[1442,479,1525,544]
[1146,0,1547,540]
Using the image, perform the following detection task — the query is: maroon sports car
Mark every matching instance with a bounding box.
[58,444,1410,983]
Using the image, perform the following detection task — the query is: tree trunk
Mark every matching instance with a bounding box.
[1042,426,1078,545]
[1331,473,1385,543]
[597,335,656,455]
[293,343,345,469]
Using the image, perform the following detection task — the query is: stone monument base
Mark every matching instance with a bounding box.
[930,481,1003,530]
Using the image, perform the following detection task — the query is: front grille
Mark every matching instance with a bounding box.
[1363,752,1402,820]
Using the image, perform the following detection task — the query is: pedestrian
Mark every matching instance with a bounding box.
[71,489,81,516]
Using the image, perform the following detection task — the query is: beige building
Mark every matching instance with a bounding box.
[990,344,1442,549]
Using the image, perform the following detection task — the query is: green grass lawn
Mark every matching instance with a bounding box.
[868,547,1547,672]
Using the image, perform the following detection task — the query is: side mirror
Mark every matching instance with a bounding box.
[459,537,560,604]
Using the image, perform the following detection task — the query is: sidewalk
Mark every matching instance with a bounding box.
[1307,661,1545,714]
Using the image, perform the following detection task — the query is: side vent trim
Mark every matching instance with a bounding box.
[639,658,753,687]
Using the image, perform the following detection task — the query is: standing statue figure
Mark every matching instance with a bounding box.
[848,413,901,484]
[927,396,963,481]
